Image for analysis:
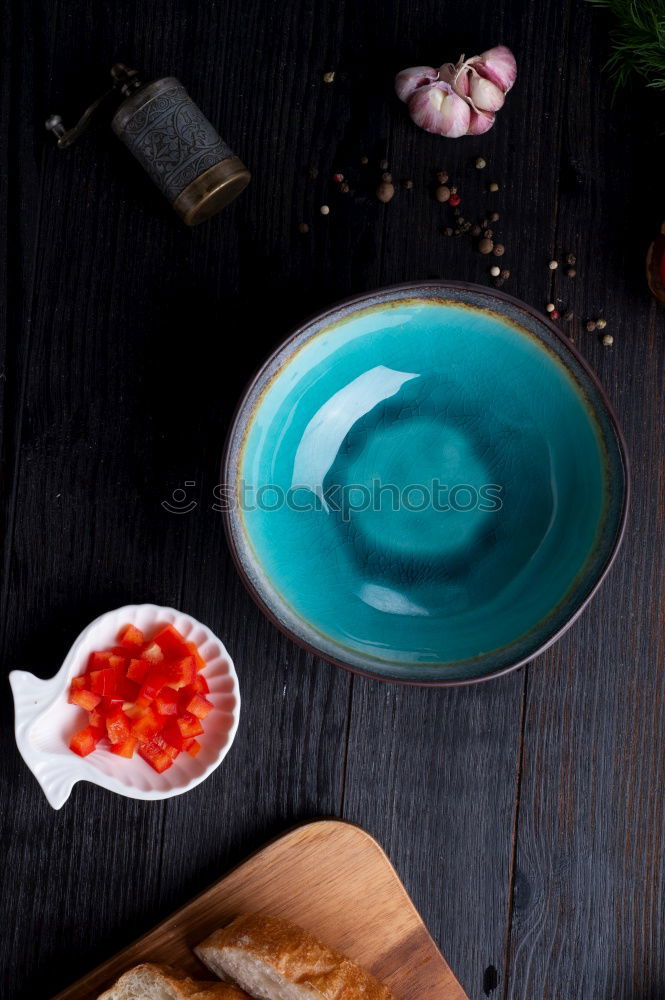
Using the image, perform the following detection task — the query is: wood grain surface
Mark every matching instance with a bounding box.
[1,1,664,999]
[53,820,469,1000]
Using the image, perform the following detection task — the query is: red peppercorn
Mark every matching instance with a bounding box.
[449,193,461,207]
[550,309,560,320]
[332,173,344,183]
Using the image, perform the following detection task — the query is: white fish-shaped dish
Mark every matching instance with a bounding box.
[9,604,241,809]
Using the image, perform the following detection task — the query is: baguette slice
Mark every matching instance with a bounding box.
[96,962,250,1000]
[195,914,396,1000]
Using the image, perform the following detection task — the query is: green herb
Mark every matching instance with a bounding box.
[587,0,665,93]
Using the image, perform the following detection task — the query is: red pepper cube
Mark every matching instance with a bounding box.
[69,725,103,757]
[87,650,114,671]
[141,641,164,665]
[131,707,167,744]
[117,624,145,650]
[177,712,204,739]
[115,677,140,703]
[110,736,137,758]
[163,655,196,690]
[138,737,174,773]
[184,738,202,757]
[89,707,105,728]
[155,688,179,716]
[68,686,101,712]
[162,719,186,751]
[192,674,209,695]
[108,654,128,675]
[90,668,117,697]
[185,640,207,672]
[152,624,190,661]
[139,670,169,703]
[70,675,88,692]
[127,658,150,684]
[184,694,213,720]
[105,707,132,745]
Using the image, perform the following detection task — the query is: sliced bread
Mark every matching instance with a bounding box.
[96,962,250,1000]
[195,913,396,1000]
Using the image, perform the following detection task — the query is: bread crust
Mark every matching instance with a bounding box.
[195,914,396,1000]
[96,961,250,1000]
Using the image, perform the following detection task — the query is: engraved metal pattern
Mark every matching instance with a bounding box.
[114,82,232,201]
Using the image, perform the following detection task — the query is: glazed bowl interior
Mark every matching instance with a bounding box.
[224,283,627,684]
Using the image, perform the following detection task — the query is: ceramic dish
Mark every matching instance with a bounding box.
[224,282,628,685]
[9,604,240,808]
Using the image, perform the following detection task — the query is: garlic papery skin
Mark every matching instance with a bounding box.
[473,45,517,94]
[408,81,471,137]
[468,109,495,135]
[469,70,505,112]
[394,65,438,103]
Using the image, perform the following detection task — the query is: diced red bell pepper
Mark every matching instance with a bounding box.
[138,735,175,773]
[89,707,105,728]
[155,688,179,716]
[68,686,101,712]
[152,624,190,661]
[184,738,202,757]
[162,655,196,690]
[131,707,167,744]
[139,670,169,703]
[108,653,127,674]
[117,624,144,650]
[141,641,164,665]
[90,668,117,697]
[70,675,89,692]
[115,676,140,703]
[105,707,132,745]
[69,725,104,757]
[127,657,150,684]
[87,650,114,671]
[162,719,186,751]
[177,712,204,739]
[185,640,207,672]
[192,674,209,695]
[110,736,137,758]
[182,693,213,720]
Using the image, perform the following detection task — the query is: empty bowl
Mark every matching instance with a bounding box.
[223,282,628,684]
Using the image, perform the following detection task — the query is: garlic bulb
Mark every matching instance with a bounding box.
[396,45,516,138]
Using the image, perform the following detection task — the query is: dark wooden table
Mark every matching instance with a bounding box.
[2,1,664,998]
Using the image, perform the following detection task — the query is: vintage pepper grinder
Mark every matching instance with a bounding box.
[46,64,250,225]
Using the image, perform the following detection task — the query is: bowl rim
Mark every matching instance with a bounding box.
[221,280,630,687]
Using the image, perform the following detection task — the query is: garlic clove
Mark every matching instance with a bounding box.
[407,81,471,137]
[467,109,495,135]
[469,70,505,112]
[394,65,438,103]
[474,45,517,94]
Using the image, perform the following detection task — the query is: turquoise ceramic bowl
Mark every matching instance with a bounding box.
[224,283,628,685]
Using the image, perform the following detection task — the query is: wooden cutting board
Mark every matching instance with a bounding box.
[54,820,469,1000]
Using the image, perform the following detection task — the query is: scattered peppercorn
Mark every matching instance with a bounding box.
[490,212,500,222]
[549,260,558,270]
[454,228,462,236]
[298,222,309,234]
[476,157,487,169]
[489,182,500,192]
[379,159,389,170]
[435,185,451,203]
[551,309,560,319]
[490,265,501,277]
[546,303,556,313]
[376,181,395,203]
[323,71,335,83]
[339,182,350,193]
[443,227,453,236]
[320,204,330,215]
[484,229,494,239]
[360,155,369,165]
[501,269,510,279]
[471,224,482,237]
[566,267,576,278]
[586,320,597,332]
[308,167,319,179]
[563,310,574,321]
[437,171,449,184]
[602,333,614,346]
[493,243,505,256]
[481,218,489,228]
[457,216,465,224]
[479,237,494,254]
[332,172,344,183]
[566,252,576,265]
[449,193,461,207]
[382,172,393,183]
[596,318,607,330]
[402,179,414,189]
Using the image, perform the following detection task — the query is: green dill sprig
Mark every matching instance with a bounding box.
[587,0,665,93]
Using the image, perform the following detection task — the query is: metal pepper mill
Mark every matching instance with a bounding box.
[46,64,250,225]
